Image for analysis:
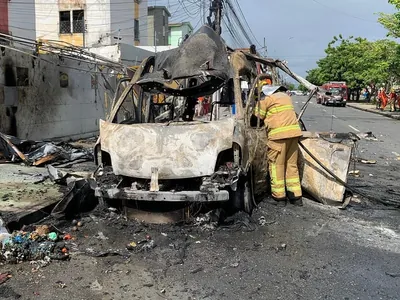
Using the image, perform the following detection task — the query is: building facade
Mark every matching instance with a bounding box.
[168,22,193,46]
[0,0,148,47]
[147,6,170,47]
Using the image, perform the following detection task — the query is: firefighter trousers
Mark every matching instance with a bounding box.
[267,137,302,200]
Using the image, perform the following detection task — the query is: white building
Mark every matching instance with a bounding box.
[2,0,148,47]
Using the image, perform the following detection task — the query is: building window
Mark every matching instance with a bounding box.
[60,10,85,34]
[16,67,29,86]
[134,19,140,41]
[73,10,84,33]
[59,11,71,34]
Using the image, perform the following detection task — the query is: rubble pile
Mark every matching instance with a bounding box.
[0,132,93,166]
[0,225,70,265]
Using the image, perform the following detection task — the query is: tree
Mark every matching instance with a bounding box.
[378,0,400,38]
[285,83,296,90]
[306,36,400,100]
[298,84,308,93]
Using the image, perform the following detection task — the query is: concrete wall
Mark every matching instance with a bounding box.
[147,14,155,46]
[0,47,112,140]
[169,23,193,46]
[109,0,134,46]
[35,0,113,47]
[35,1,59,42]
[138,0,149,46]
[88,43,153,66]
[148,7,169,46]
[8,0,36,40]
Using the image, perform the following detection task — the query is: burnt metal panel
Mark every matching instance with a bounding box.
[99,118,235,179]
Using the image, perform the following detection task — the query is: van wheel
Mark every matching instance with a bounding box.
[231,176,254,214]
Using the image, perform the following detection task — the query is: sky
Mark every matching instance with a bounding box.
[150,0,397,77]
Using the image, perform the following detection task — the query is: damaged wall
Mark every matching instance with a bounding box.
[88,43,153,66]
[0,47,115,140]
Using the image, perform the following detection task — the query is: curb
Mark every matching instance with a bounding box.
[347,104,400,120]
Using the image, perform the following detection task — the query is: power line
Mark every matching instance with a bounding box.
[311,0,378,23]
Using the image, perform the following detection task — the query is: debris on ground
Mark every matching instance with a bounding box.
[0,225,70,264]
[349,170,360,176]
[0,272,11,285]
[357,132,378,141]
[49,166,98,218]
[359,159,377,164]
[0,132,93,166]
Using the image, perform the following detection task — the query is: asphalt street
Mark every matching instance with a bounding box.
[293,95,400,160]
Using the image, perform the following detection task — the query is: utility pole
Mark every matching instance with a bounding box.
[215,0,222,35]
[208,0,223,35]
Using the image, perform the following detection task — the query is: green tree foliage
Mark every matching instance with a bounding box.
[378,0,400,38]
[285,83,296,90]
[298,84,308,92]
[306,36,399,97]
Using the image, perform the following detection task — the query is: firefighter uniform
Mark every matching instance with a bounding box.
[254,86,303,204]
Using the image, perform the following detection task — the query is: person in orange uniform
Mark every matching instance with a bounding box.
[253,85,303,207]
[379,88,388,111]
[389,89,397,112]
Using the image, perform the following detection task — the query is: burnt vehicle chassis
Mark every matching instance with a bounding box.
[94,26,350,214]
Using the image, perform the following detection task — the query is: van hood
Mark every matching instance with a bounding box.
[99,119,235,179]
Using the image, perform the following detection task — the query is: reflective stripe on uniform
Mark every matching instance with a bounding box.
[286,177,300,184]
[271,164,284,185]
[267,105,294,116]
[269,124,301,136]
[271,187,286,193]
[286,185,302,191]
[254,107,267,118]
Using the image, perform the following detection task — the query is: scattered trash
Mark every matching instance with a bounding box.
[138,239,156,252]
[126,242,137,250]
[95,232,109,241]
[0,132,93,166]
[35,225,50,236]
[90,280,103,291]
[0,272,11,285]
[360,159,377,165]
[77,221,83,227]
[143,283,154,287]
[349,170,360,177]
[160,289,166,294]
[369,174,374,177]
[259,216,267,226]
[190,266,204,274]
[276,243,287,252]
[63,234,72,241]
[230,262,240,268]
[195,241,201,244]
[357,132,378,141]
[0,226,69,264]
[385,272,400,278]
[51,176,97,219]
[48,232,58,241]
[161,233,168,237]
[55,280,67,288]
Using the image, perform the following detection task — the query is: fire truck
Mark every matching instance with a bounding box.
[317,81,349,107]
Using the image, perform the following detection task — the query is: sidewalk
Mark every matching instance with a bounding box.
[347,102,400,120]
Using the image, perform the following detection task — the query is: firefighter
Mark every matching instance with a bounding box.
[389,88,397,112]
[253,85,303,207]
